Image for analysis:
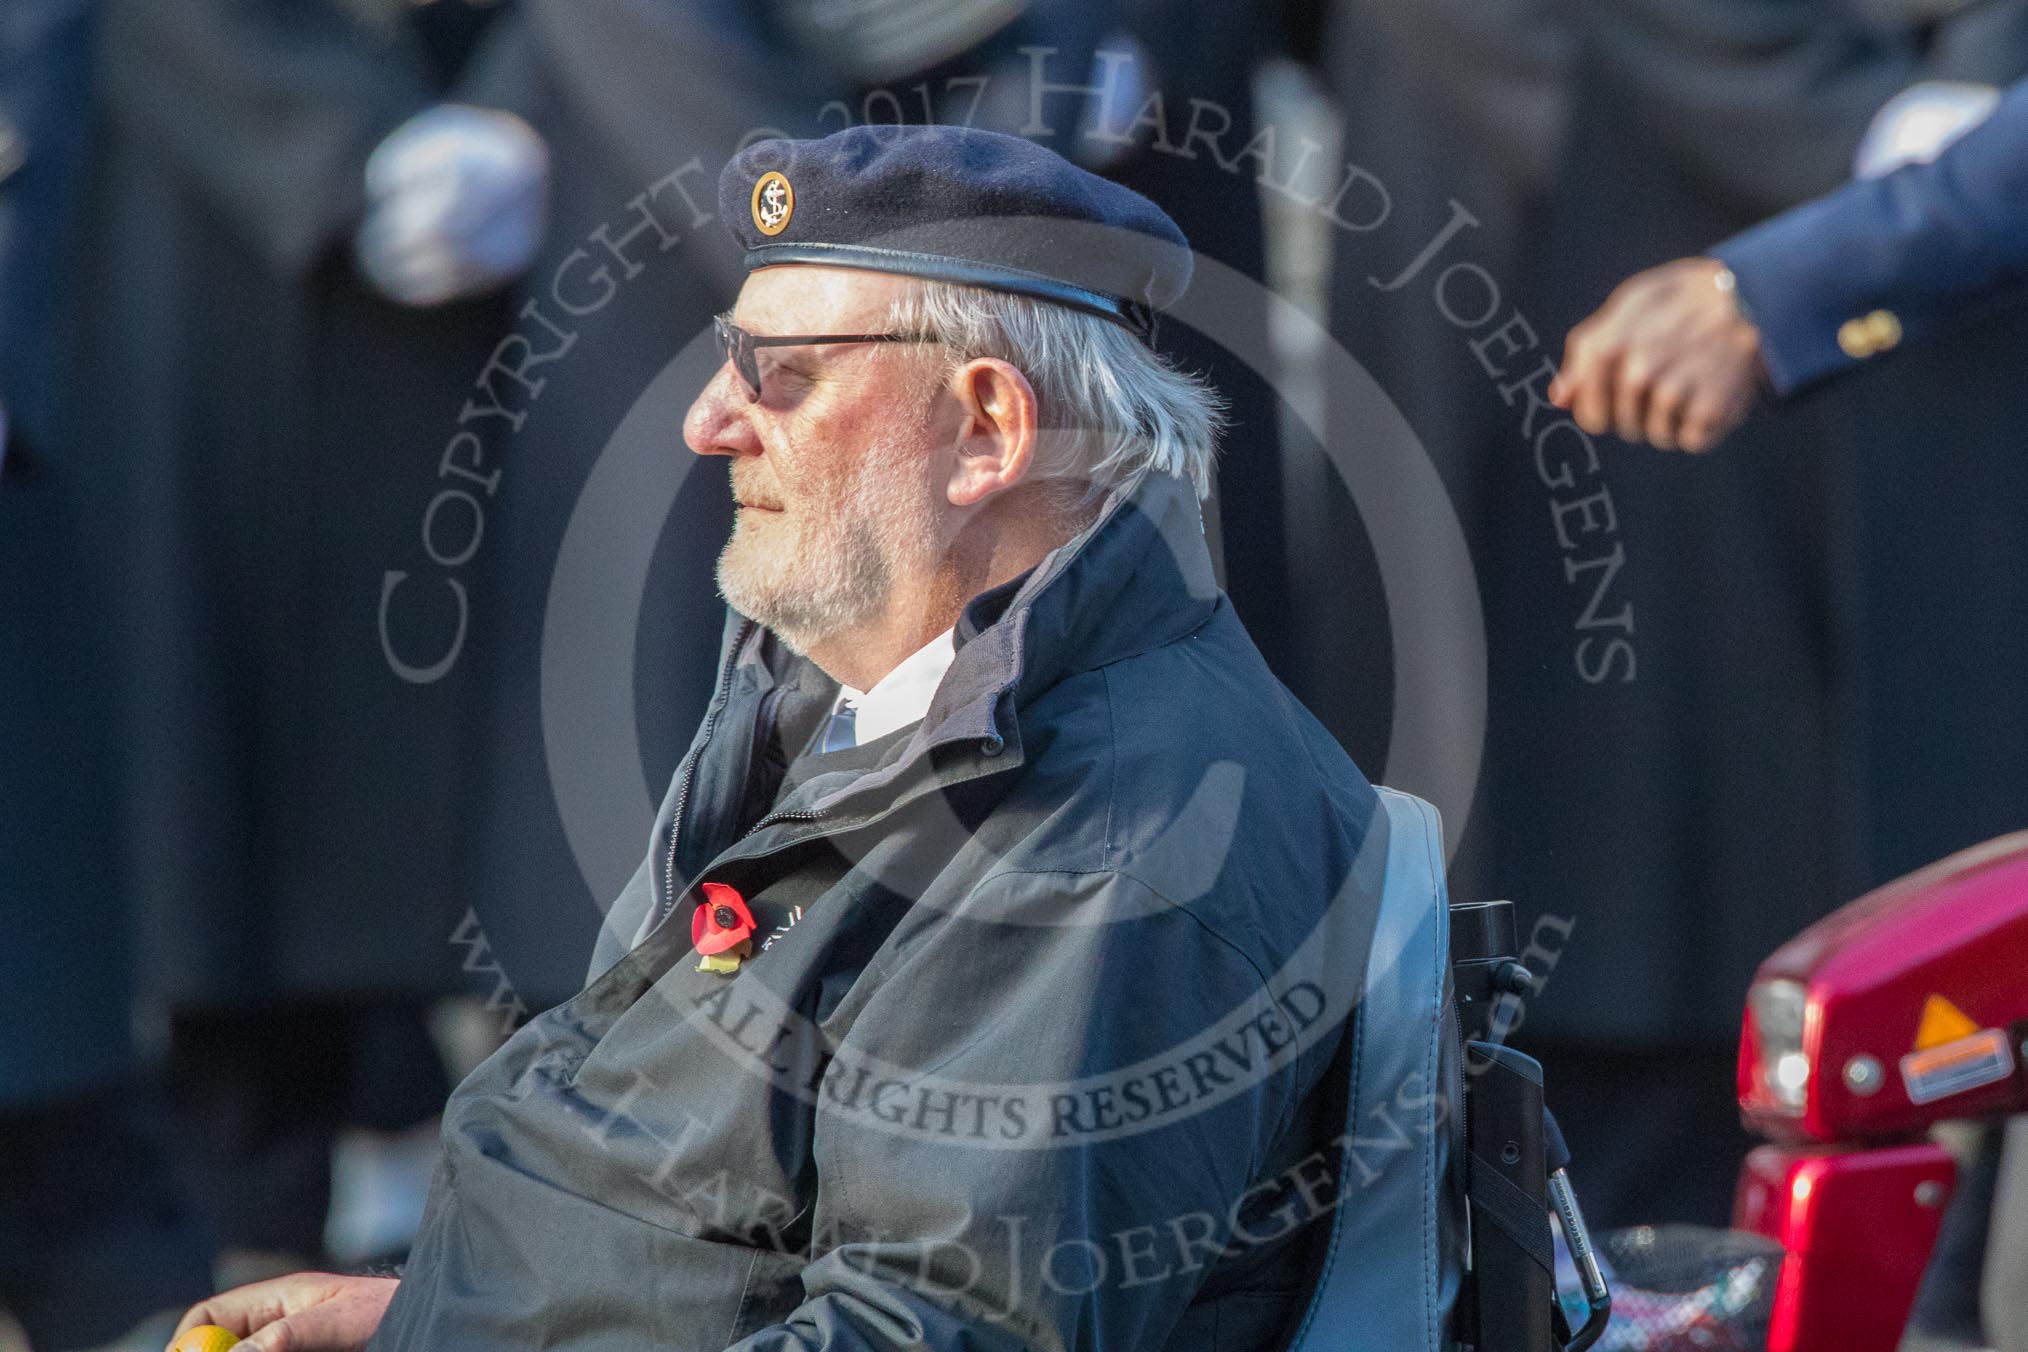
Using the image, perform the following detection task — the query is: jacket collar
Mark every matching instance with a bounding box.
[726,468,1220,791]
[943,467,1221,727]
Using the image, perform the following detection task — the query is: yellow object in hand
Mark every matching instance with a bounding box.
[170,1326,241,1352]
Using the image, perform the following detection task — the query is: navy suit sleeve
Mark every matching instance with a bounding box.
[1711,75,2028,395]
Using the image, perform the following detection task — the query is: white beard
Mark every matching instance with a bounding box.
[715,431,943,656]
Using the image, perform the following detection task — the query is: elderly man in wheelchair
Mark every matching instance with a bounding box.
[171,125,1613,1352]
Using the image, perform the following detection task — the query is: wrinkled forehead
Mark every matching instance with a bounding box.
[731,264,917,335]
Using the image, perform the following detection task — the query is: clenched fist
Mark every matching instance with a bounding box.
[170,1272,399,1352]
[1549,257,1767,453]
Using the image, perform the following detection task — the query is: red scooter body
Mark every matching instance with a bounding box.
[1730,832,2028,1352]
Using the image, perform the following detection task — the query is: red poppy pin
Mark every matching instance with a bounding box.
[692,881,756,974]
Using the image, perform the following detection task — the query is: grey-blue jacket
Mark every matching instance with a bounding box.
[372,469,1398,1350]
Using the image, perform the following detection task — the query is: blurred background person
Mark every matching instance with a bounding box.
[1484,0,2025,1237]
[60,0,547,1291]
[1550,71,2028,1350]
[1291,0,2028,1244]
[0,0,216,1345]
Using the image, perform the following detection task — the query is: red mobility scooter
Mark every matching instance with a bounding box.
[1732,831,2028,1352]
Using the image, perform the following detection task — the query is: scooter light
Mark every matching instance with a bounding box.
[1747,978,1811,1113]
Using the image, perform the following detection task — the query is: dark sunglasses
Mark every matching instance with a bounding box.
[712,313,940,401]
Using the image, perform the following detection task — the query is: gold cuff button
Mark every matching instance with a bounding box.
[1838,308,1903,359]
[1867,308,1902,352]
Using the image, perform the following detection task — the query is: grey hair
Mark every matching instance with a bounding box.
[885,282,1224,518]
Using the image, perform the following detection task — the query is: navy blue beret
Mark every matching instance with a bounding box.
[718,126,1192,342]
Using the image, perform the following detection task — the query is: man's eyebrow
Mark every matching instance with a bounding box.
[719,308,770,334]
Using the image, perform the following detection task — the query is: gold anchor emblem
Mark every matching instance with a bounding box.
[752,171,794,236]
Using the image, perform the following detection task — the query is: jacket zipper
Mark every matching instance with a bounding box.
[719,729,1009,866]
[737,806,824,844]
[662,619,756,926]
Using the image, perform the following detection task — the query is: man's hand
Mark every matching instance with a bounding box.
[169,1273,398,1352]
[1549,257,1767,453]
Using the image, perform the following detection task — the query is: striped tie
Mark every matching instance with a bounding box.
[820,702,857,753]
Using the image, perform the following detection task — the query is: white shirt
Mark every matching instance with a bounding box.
[829,628,956,748]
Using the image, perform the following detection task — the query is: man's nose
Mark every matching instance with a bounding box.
[684,363,761,459]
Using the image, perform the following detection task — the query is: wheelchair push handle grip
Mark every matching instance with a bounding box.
[1452,900,1538,1045]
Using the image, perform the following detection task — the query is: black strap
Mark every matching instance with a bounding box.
[1468,1151,1555,1276]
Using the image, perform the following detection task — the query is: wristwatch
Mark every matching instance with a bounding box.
[1712,263,1756,327]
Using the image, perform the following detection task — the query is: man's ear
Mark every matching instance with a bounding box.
[945,357,1038,508]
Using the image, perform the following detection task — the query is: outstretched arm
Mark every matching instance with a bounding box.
[1551,76,2028,451]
